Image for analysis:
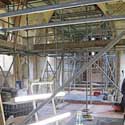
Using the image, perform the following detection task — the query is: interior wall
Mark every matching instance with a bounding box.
[91,72,103,83]
[87,66,103,83]
[33,56,47,80]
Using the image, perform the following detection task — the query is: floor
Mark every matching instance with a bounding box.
[36,102,123,125]
[6,90,124,125]
[7,102,123,125]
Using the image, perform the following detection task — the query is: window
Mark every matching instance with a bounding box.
[0,55,13,74]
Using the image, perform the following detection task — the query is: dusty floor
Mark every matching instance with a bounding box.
[36,103,124,125]
[7,102,123,125]
[6,90,124,125]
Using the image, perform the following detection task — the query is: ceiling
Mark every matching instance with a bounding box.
[0,0,124,55]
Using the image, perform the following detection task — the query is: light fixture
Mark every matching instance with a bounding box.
[15,92,66,102]
[91,37,95,41]
[103,36,107,40]
[48,31,53,34]
[29,112,71,125]
[91,52,95,56]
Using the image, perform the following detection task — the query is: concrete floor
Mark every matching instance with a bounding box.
[6,90,123,125]
[7,102,123,125]
[36,103,123,125]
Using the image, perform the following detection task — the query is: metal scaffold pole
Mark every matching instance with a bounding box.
[0,0,113,18]
[18,31,125,125]
[86,68,89,113]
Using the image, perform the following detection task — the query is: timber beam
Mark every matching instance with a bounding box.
[33,39,125,53]
[0,39,26,51]
[0,39,125,54]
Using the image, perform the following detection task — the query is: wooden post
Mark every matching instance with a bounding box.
[0,95,5,125]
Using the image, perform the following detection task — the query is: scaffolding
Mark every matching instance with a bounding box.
[0,1,124,125]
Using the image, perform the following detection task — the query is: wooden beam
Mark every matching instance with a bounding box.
[0,39,124,54]
[0,0,11,5]
[97,3,116,37]
[33,39,125,52]
[0,39,26,51]
[97,3,109,15]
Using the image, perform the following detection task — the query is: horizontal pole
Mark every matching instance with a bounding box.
[0,0,114,18]
[15,92,66,102]
[31,81,53,86]
[29,112,71,125]
[2,15,125,32]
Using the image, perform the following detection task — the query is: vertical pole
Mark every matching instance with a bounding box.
[35,56,38,79]
[73,57,76,89]
[7,4,10,41]
[86,68,89,114]
[26,14,30,84]
[60,55,64,87]
[55,57,58,89]
[31,85,39,121]
[105,55,108,91]
[116,50,120,101]
[49,85,58,125]
[0,95,5,125]
[103,54,108,92]
[41,58,47,80]
[90,65,93,104]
